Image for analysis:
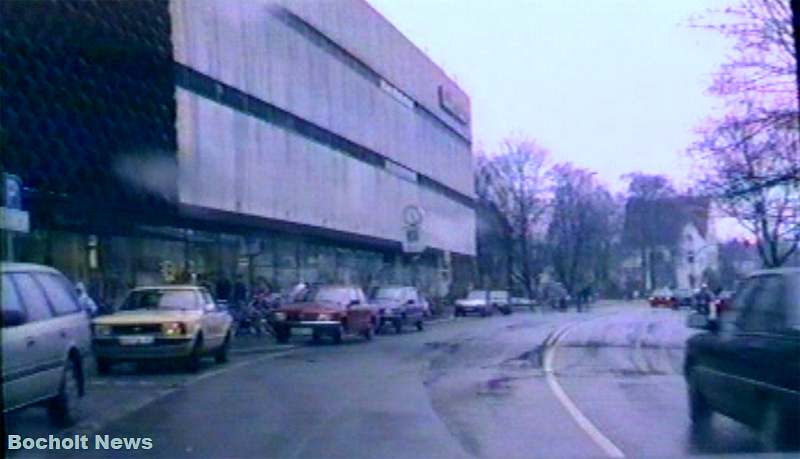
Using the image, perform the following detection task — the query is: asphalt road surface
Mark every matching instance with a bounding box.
[5,301,793,458]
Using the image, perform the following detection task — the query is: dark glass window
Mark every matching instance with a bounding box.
[36,273,81,316]
[2,274,25,317]
[11,273,54,322]
[738,275,785,333]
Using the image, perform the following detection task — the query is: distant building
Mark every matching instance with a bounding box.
[622,196,718,291]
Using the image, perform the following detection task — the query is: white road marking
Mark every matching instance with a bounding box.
[192,348,298,384]
[544,322,626,459]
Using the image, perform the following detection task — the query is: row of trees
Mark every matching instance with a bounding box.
[475,141,634,298]
[690,0,799,267]
[475,1,798,296]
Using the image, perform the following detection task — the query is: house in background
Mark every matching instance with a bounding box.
[622,196,718,293]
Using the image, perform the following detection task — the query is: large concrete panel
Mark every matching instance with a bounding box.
[171,0,476,254]
[177,93,475,255]
[171,0,473,198]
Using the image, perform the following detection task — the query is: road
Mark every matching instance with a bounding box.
[4,301,786,458]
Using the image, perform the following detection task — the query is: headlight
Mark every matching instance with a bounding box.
[273,312,287,321]
[162,322,186,336]
[318,313,333,321]
[94,324,112,337]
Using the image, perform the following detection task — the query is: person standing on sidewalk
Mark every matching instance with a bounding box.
[233,274,249,308]
[75,282,98,317]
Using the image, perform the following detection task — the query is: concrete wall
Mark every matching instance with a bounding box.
[170,0,475,255]
[176,90,474,254]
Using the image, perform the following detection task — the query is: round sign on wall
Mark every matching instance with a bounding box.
[403,205,424,226]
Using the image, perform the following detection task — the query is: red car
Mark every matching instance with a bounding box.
[649,288,676,308]
[270,285,376,344]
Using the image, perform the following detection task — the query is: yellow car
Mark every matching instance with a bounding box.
[92,286,233,373]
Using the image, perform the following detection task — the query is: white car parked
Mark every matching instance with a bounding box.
[454,290,512,317]
[2,263,91,426]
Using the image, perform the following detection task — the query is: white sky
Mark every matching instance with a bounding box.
[368,0,734,194]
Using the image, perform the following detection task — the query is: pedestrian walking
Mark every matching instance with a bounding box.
[75,282,98,317]
[233,275,249,307]
[577,285,592,313]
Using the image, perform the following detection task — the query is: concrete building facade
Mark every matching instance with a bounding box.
[2,0,476,305]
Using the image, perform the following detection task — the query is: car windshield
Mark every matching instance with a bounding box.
[467,291,488,299]
[310,287,352,305]
[120,290,200,311]
[375,288,405,301]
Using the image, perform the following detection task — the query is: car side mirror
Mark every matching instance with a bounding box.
[2,309,26,328]
[348,300,360,307]
[405,299,414,305]
[204,303,216,313]
[687,312,717,332]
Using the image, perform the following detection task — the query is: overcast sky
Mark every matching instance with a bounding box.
[368,0,734,195]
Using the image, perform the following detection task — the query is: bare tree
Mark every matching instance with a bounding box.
[690,0,800,267]
[621,173,677,289]
[693,0,800,190]
[698,1,795,110]
[692,109,799,267]
[475,140,549,297]
[546,164,615,295]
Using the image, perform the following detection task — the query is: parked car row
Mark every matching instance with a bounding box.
[4,261,540,429]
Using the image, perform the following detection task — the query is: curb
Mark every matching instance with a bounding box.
[425,315,455,325]
[231,343,298,356]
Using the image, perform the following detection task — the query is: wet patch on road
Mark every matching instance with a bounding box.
[497,345,546,370]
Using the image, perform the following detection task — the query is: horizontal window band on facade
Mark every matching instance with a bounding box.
[271,6,471,146]
[174,64,475,210]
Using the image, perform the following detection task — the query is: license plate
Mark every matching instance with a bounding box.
[119,335,155,346]
[294,328,313,336]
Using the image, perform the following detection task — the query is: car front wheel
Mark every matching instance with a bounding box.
[362,324,374,341]
[275,327,291,344]
[185,335,203,373]
[332,325,344,344]
[215,332,231,364]
[48,357,83,426]
[96,357,112,375]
